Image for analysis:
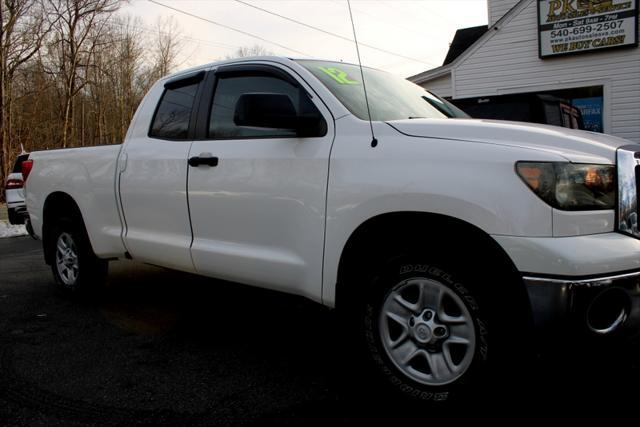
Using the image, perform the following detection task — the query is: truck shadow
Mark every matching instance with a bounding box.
[3,248,638,425]
[97,260,640,419]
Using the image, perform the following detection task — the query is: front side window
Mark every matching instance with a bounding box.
[209,74,318,139]
[149,82,199,140]
[296,60,468,121]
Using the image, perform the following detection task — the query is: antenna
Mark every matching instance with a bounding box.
[346,0,378,148]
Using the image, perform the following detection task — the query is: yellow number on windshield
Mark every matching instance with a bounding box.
[318,67,360,85]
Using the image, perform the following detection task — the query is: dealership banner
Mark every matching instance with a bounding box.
[538,0,639,58]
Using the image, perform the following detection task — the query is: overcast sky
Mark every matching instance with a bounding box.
[121,0,489,77]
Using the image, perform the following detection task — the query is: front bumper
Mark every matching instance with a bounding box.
[494,233,640,335]
[494,233,640,277]
[524,271,640,335]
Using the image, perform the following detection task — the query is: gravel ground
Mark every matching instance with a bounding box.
[1,237,640,425]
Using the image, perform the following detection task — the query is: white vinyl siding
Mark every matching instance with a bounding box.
[489,0,521,25]
[452,0,640,142]
[418,74,453,98]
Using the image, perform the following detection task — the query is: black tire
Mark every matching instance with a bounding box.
[25,218,37,240]
[8,208,24,225]
[359,255,490,403]
[47,218,108,295]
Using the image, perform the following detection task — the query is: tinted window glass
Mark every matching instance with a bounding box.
[209,75,316,138]
[460,101,532,122]
[149,82,199,140]
[12,154,29,173]
[543,102,562,127]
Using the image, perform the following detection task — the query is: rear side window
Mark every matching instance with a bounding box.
[149,82,199,140]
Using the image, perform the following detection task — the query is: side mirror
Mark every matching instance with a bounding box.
[233,93,326,137]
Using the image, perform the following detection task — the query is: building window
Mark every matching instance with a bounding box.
[451,86,604,133]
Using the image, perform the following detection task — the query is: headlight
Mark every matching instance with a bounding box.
[516,162,615,210]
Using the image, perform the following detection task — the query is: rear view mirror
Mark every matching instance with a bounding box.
[233,93,326,137]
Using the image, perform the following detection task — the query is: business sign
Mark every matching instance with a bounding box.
[538,0,639,58]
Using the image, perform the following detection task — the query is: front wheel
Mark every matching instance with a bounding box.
[48,219,108,294]
[362,259,489,402]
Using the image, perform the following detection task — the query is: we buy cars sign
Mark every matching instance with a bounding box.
[538,0,639,58]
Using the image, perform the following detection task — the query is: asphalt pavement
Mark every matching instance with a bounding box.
[1,236,640,425]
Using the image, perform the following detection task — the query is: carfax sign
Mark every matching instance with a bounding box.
[538,0,639,58]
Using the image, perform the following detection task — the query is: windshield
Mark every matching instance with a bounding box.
[296,60,469,121]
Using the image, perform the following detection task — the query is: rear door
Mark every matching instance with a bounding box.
[119,71,205,271]
[186,63,335,300]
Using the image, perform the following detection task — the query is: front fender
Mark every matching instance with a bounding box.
[321,119,562,306]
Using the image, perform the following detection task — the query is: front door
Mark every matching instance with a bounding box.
[187,64,334,300]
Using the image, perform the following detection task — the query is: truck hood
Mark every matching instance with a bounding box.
[387,118,636,164]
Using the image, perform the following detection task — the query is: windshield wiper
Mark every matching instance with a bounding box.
[408,116,427,119]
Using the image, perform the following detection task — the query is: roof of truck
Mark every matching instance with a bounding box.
[161,56,371,81]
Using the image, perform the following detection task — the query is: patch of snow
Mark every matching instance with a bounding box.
[0,220,27,238]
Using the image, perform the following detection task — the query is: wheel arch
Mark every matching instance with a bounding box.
[42,192,91,265]
[334,211,532,325]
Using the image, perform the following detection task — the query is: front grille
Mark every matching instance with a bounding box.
[617,145,640,238]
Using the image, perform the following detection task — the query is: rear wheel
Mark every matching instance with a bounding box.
[48,219,108,294]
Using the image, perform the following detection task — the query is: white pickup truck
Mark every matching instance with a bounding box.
[24,56,640,402]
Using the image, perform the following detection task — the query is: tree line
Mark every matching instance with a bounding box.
[0,0,190,199]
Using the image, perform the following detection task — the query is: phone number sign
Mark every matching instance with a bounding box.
[538,0,639,58]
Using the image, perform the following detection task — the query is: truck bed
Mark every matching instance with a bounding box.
[25,144,126,259]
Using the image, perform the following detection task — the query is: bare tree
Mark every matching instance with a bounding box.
[86,15,144,144]
[0,4,199,202]
[226,44,272,59]
[0,0,50,195]
[149,16,182,80]
[46,0,122,148]
[111,16,145,142]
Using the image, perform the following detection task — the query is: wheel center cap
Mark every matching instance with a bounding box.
[414,324,432,343]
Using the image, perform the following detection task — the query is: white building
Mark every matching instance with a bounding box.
[410,0,640,142]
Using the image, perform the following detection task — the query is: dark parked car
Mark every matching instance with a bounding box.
[453,93,585,130]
